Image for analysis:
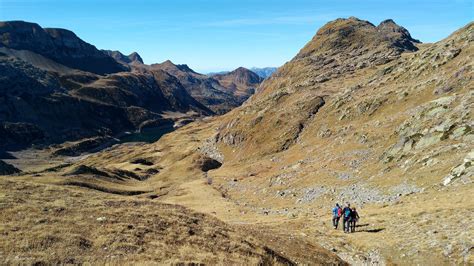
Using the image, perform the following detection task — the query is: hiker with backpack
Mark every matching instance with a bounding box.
[332,203,342,229]
[342,203,352,233]
[350,207,360,232]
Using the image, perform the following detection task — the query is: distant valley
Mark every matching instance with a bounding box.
[0,21,263,152]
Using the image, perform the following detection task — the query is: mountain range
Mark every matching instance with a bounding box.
[209,66,277,79]
[0,21,262,150]
[0,17,472,264]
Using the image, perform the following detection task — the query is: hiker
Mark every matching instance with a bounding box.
[332,203,342,229]
[342,203,352,233]
[350,207,360,232]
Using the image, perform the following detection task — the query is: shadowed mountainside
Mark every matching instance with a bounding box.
[102,50,144,66]
[0,20,260,151]
[151,61,262,114]
[0,21,127,75]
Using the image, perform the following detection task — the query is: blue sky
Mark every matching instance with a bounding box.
[1,0,472,72]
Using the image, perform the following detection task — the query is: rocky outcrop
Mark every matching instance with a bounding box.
[0,21,126,74]
[443,151,473,186]
[376,19,420,51]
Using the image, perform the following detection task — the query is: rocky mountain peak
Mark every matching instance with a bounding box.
[0,20,126,74]
[103,50,143,65]
[296,17,419,59]
[153,60,200,75]
[224,67,263,84]
[377,19,420,50]
[128,52,143,64]
[212,67,262,102]
[175,63,197,74]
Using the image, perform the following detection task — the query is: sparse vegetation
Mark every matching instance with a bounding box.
[0,17,472,264]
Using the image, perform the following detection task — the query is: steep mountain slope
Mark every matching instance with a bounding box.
[201,18,472,263]
[0,21,127,75]
[0,21,212,150]
[50,18,474,264]
[151,61,250,114]
[212,67,263,102]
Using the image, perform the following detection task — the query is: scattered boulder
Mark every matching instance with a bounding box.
[443,151,474,186]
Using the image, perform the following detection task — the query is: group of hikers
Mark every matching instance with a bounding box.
[332,203,359,233]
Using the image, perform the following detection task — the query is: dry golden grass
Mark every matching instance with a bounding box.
[0,177,344,265]
[1,20,473,265]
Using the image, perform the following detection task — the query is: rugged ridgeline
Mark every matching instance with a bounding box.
[0,21,261,151]
[1,17,472,264]
[102,50,144,66]
[150,61,261,114]
[52,17,473,263]
[0,21,126,74]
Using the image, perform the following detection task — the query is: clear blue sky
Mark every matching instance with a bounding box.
[1,0,472,72]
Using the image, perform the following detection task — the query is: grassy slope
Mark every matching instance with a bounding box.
[1,20,473,264]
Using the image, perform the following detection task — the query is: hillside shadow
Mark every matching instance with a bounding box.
[357,228,385,233]
[0,150,16,159]
[355,223,369,228]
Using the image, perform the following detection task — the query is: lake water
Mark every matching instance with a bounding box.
[119,125,175,143]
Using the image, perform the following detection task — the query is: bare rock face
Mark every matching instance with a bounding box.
[376,19,420,51]
[0,21,126,74]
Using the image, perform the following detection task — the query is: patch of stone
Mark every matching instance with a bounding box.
[269,172,296,186]
[336,172,353,180]
[198,134,224,163]
[443,150,474,186]
[382,91,473,164]
[296,186,327,204]
[337,184,399,207]
[389,182,422,196]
